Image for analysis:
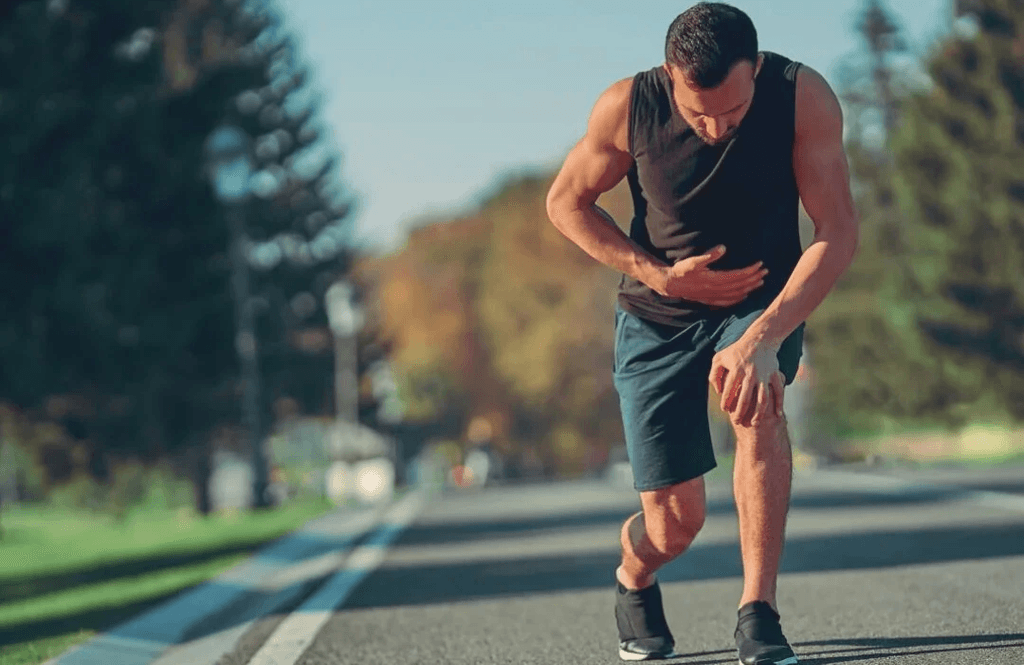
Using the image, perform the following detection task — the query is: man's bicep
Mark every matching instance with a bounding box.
[556,137,633,207]
[548,79,634,211]
[793,68,857,240]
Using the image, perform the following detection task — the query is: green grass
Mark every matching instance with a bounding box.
[0,632,94,665]
[0,498,334,665]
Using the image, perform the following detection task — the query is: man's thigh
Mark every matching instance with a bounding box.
[612,306,719,491]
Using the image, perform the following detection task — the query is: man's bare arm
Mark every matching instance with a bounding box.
[545,79,668,289]
[546,80,768,305]
[738,66,859,349]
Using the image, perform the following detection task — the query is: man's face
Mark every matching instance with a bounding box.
[664,55,762,145]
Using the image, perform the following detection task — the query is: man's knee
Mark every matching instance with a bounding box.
[651,512,704,556]
[638,481,704,553]
[733,411,789,458]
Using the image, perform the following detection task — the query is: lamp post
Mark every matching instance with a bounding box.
[204,125,270,509]
[325,282,362,430]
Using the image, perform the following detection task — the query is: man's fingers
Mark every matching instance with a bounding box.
[734,375,757,421]
[708,262,767,280]
[771,371,785,416]
[753,383,770,423]
[701,274,767,302]
[720,367,743,413]
[706,282,766,307]
[693,245,728,267]
[711,272,766,291]
[730,261,767,277]
[713,279,766,300]
[705,272,768,296]
[705,269,766,287]
[709,363,727,394]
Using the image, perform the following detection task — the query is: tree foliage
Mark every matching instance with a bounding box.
[359,174,632,476]
[888,0,1024,423]
[0,0,358,509]
[803,0,962,435]
[808,0,1024,436]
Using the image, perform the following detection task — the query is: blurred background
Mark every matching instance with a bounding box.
[2,0,1023,661]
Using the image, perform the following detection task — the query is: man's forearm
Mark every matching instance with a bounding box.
[742,230,857,348]
[549,203,667,290]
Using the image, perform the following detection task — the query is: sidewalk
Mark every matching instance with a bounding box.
[44,501,394,665]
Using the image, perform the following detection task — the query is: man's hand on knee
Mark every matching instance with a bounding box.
[710,341,786,427]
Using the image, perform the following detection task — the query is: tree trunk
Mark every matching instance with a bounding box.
[189,436,213,516]
[0,438,14,541]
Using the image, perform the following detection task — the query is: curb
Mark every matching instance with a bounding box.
[43,499,400,665]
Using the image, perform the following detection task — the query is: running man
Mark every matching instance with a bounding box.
[545,3,858,663]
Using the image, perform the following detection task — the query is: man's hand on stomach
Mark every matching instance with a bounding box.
[650,245,768,307]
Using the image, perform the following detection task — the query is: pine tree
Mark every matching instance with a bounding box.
[888,0,1024,423]
[227,8,356,421]
[0,0,358,513]
[805,0,940,438]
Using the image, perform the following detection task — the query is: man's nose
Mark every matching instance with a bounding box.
[705,117,728,138]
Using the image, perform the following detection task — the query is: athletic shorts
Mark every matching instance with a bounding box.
[612,300,804,492]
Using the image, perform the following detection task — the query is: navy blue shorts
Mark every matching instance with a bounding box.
[612,300,804,492]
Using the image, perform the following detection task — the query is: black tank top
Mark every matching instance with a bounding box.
[617,51,803,326]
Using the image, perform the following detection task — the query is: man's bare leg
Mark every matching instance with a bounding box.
[732,412,792,610]
[617,476,707,589]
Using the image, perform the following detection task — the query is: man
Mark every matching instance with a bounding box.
[545,3,857,664]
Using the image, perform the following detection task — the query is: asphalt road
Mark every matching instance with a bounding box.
[217,467,1024,665]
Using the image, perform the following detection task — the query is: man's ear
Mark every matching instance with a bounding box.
[755,53,764,78]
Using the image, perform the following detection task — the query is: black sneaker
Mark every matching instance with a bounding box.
[734,601,798,665]
[615,580,677,661]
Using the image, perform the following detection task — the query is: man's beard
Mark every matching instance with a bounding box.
[693,124,738,146]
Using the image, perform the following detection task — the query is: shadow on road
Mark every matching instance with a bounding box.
[395,486,968,549]
[662,634,1024,664]
[346,520,1024,609]
[795,634,1024,664]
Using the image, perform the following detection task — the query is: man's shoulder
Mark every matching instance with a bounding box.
[760,51,802,83]
[629,66,669,98]
[627,66,672,124]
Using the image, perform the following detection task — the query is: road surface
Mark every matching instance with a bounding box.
[60,466,1024,665]
[197,465,1024,665]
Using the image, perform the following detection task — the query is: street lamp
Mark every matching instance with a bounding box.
[204,124,270,509]
[325,281,362,429]
[324,283,398,504]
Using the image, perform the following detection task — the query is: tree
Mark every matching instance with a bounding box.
[887,0,1024,423]
[358,173,634,478]
[227,10,357,422]
[803,0,961,438]
[0,0,358,515]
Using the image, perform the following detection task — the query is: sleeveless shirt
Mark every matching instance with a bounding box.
[617,51,803,326]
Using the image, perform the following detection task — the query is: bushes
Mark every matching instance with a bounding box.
[47,463,194,521]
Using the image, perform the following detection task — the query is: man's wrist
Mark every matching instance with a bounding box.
[636,257,668,294]
[740,319,785,352]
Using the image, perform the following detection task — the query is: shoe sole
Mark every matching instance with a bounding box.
[738,657,798,665]
[619,648,679,661]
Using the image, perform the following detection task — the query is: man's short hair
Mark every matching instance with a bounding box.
[665,2,759,89]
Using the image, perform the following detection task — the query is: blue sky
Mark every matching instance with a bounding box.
[280,0,953,254]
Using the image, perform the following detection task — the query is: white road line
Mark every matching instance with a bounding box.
[47,507,385,665]
[246,491,425,665]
